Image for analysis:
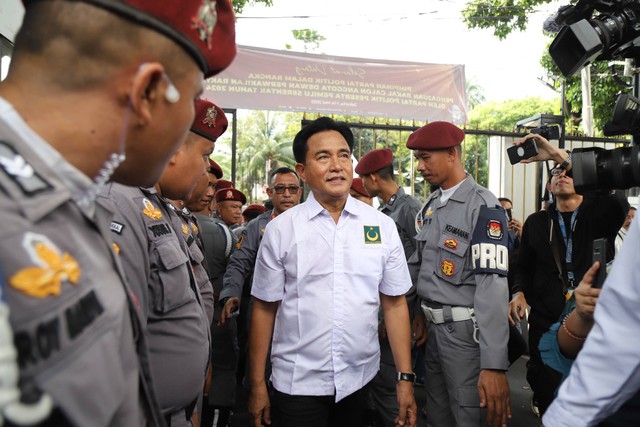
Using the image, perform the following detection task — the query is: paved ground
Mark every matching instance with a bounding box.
[227,355,541,426]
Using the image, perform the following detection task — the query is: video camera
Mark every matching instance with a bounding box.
[546,0,640,192]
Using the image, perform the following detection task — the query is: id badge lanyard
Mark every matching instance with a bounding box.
[557,209,579,296]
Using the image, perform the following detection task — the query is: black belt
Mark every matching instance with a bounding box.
[164,398,197,427]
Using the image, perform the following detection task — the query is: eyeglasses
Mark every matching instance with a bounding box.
[550,167,565,177]
[272,185,300,194]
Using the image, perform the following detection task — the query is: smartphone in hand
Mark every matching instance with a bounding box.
[507,138,538,165]
[591,238,607,289]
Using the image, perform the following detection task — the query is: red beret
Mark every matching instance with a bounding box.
[215,188,246,204]
[355,148,393,175]
[244,204,266,216]
[192,99,228,142]
[27,0,237,78]
[350,178,370,198]
[208,159,223,178]
[406,122,465,150]
[215,179,234,191]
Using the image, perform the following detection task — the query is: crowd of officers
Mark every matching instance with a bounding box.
[0,1,633,427]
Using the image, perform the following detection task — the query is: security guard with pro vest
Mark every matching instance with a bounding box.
[0,1,235,426]
[407,122,511,427]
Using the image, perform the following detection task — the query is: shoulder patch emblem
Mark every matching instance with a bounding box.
[364,225,382,244]
[0,141,52,196]
[142,198,163,221]
[444,238,458,250]
[236,234,244,249]
[10,233,80,298]
[441,260,455,277]
[182,224,189,235]
[486,220,503,240]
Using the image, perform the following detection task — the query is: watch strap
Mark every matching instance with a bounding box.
[559,152,572,170]
[396,372,416,383]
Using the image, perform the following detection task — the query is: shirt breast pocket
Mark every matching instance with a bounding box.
[434,234,469,286]
[151,239,191,313]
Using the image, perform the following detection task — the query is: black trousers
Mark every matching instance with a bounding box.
[271,385,369,427]
[527,326,564,416]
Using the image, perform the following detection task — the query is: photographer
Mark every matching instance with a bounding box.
[542,213,640,426]
[508,134,628,417]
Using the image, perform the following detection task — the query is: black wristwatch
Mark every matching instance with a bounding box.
[397,372,416,383]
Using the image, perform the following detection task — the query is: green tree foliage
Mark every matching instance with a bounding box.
[462,0,633,134]
[286,29,327,52]
[232,111,299,201]
[464,97,561,186]
[231,0,272,15]
[462,0,548,40]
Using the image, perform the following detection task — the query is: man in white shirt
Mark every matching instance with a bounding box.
[247,116,417,427]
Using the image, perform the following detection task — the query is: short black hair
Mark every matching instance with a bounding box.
[498,197,513,205]
[293,117,354,164]
[270,166,299,184]
[376,164,395,181]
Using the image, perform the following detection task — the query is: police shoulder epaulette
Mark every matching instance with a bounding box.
[0,141,52,197]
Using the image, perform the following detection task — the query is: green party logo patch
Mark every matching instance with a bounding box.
[364,226,381,244]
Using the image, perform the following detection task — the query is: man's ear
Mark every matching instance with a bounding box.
[129,62,165,126]
[295,163,306,182]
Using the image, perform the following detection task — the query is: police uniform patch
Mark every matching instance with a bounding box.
[426,207,433,216]
[486,220,503,240]
[10,233,80,298]
[0,141,52,196]
[364,226,381,244]
[110,221,124,234]
[471,205,509,276]
[236,234,244,249]
[444,238,458,250]
[441,260,455,276]
[182,224,189,235]
[112,243,120,255]
[142,198,163,220]
[191,223,199,234]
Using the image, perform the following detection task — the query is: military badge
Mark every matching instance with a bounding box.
[425,207,433,216]
[364,226,382,244]
[441,260,455,277]
[191,223,199,234]
[236,234,244,249]
[112,243,120,255]
[192,0,218,49]
[202,106,218,127]
[226,190,233,199]
[182,224,189,235]
[486,220,503,240]
[142,198,163,220]
[444,239,458,250]
[10,233,80,298]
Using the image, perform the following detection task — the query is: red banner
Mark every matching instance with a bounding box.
[204,46,467,123]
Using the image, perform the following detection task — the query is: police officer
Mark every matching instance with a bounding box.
[168,99,228,325]
[215,188,247,229]
[407,122,510,427]
[0,1,235,425]
[355,148,422,426]
[100,97,218,427]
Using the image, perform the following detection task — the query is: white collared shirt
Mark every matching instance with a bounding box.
[543,215,640,426]
[251,192,411,401]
